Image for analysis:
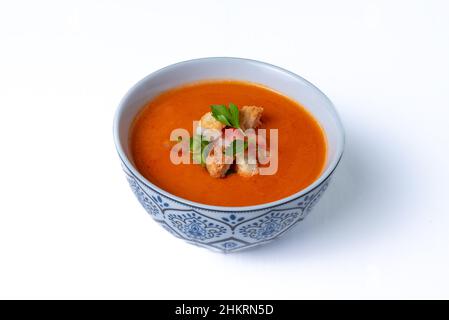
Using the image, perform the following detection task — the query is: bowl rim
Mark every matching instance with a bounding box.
[113,57,345,212]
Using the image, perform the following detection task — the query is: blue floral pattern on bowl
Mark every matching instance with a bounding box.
[122,163,331,253]
[152,195,170,208]
[222,214,245,224]
[127,176,162,219]
[238,210,300,240]
[166,211,228,241]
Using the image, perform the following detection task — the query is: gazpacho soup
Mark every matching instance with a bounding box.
[130,80,326,206]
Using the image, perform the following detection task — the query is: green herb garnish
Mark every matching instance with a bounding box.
[228,103,239,128]
[189,135,211,166]
[211,103,240,129]
[224,140,248,157]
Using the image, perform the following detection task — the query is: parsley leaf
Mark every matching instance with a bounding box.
[216,114,231,126]
[228,103,240,128]
[211,105,231,123]
[210,103,240,129]
[189,135,211,166]
[224,140,248,157]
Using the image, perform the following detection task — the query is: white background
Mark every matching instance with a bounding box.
[1,0,448,299]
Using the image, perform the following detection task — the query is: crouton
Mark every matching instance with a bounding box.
[205,145,233,178]
[201,106,263,178]
[200,112,225,131]
[236,151,259,177]
[205,156,232,178]
[240,106,263,130]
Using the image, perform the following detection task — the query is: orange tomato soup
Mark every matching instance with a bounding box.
[130,81,326,206]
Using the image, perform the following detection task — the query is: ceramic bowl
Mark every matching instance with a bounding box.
[113,57,345,253]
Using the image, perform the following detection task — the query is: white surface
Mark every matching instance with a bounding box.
[0,0,448,299]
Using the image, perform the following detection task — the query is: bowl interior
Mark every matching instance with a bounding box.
[114,57,344,209]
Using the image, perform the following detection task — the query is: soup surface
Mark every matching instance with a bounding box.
[130,81,326,206]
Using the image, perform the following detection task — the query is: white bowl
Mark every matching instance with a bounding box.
[113,57,345,252]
